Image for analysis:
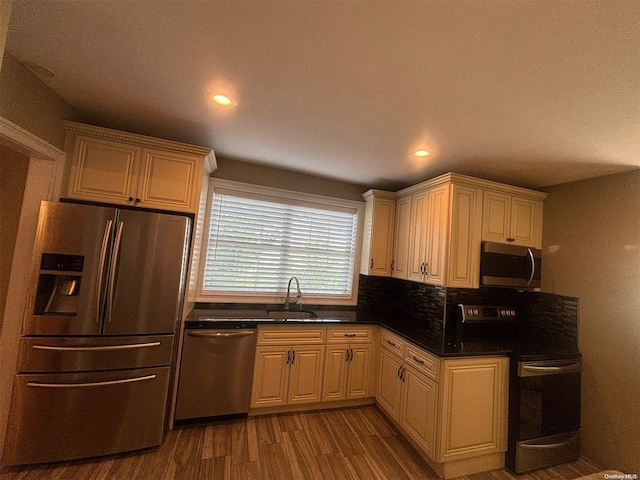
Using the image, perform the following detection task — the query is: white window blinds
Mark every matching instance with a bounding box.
[201,187,360,298]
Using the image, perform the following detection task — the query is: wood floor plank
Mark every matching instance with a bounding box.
[230,419,252,465]
[381,434,439,480]
[202,422,232,459]
[300,411,339,455]
[281,430,324,479]
[91,451,141,480]
[322,409,365,457]
[198,455,231,480]
[360,404,399,437]
[258,443,294,480]
[277,412,304,433]
[164,426,204,480]
[246,417,260,463]
[316,452,356,480]
[340,407,378,438]
[255,415,283,445]
[230,461,263,480]
[131,430,178,480]
[358,434,411,480]
[343,454,383,480]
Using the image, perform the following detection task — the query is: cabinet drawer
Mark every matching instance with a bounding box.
[326,326,372,344]
[404,345,440,382]
[380,329,405,356]
[257,327,325,345]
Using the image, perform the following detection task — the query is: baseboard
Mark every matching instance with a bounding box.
[248,397,375,416]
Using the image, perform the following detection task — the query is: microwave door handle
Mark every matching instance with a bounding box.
[95,219,113,324]
[526,248,536,287]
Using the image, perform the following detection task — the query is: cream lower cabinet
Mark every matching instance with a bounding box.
[323,326,374,401]
[322,345,372,401]
[251,345,325,408]
[251,325,327,409]
[376,329,508,478]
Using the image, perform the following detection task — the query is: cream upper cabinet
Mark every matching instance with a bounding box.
[63,121,216,214]
[482,190,543,248]
[407,190,430,282]
[391,195,412,279]
[436,356,509,463]
[361,190,396,276]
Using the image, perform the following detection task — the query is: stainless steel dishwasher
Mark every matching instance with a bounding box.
[175,322,257,421]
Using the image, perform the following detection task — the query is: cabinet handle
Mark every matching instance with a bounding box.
[286,350,290,364]
[419,263,424,274]
[424,263,428,275]
[291,350,295,364]
[390,260,395,271]
[397,366,402,379]
[400,366,405,382]
[128,196,134,202]
[134,198,141,205]
[506,237,515,242]
[386,339,396,347]
[344,333,356,338]
[412,355,425,365]
[370,258,374,269]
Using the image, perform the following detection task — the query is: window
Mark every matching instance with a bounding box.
[197,179,363,304]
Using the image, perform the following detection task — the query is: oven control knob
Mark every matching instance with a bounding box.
[473,309,479,315]
[510,310,516,316]
[500,309,506,315]
[467,309,473,316]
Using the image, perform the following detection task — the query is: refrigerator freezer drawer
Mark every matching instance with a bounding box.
[2,367,171,466]
[17,335,174,373]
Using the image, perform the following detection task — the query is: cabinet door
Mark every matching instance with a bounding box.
[400,366,438,458]
[437,357,508,462]
[481,191,511,243]
[510,197,540,247]
[425,184,450,285]
[376,349,403,421]
[447,185,481,288]
[288,346,325,405]
[322,346,348,401]
[392,196,412,279]
[369,198,396,276]
[137,149,201,213]
[67,136,140,205]
[250,347,289,408]
[407,191,429,282]
[346,345,373,399]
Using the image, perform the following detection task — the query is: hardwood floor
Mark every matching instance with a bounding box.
[0,405,601,480]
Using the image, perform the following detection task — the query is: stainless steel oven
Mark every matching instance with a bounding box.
[507,357,582,473]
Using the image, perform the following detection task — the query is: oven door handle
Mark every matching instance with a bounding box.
[519,361,581,377]
[519,432,579,449]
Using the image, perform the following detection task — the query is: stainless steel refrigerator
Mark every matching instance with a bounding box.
[3,201,191,466]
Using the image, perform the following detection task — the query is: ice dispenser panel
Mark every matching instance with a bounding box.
[34,254,84,316]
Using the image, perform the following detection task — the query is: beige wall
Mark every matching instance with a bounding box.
[0,53,78,149]
[542,170,640,472]
[0,145,29,330]
[0,1,12,73]
[213,156,368,201]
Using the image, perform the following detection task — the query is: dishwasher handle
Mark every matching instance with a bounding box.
[187,329,255,339]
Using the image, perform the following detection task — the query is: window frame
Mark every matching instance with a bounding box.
[196,178,365,305]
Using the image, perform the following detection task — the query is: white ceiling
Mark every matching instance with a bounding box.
[6,1,640,190]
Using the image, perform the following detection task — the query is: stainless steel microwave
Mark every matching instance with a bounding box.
[480,241,541,289]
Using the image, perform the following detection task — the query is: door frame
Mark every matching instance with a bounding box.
[0,116,65,462]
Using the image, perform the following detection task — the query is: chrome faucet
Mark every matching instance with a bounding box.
[284,276,302,310]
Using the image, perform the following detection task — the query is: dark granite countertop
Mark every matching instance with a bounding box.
[185,308,515,358]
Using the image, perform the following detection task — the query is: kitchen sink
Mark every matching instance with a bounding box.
[266,309,318,320]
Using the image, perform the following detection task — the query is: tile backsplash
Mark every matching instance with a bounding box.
[357,275,579,346]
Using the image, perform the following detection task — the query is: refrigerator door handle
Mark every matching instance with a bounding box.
[95,219,113,323]
[32,342,161,352]
[106,221,124,324]
[26,374,157,389]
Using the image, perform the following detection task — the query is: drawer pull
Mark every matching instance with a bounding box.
[386,339,396,347]
[412,355,425,365]
[344,334,357,338]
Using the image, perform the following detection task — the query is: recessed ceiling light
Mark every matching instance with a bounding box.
[210,94,235,107]
[414,150,430,157]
